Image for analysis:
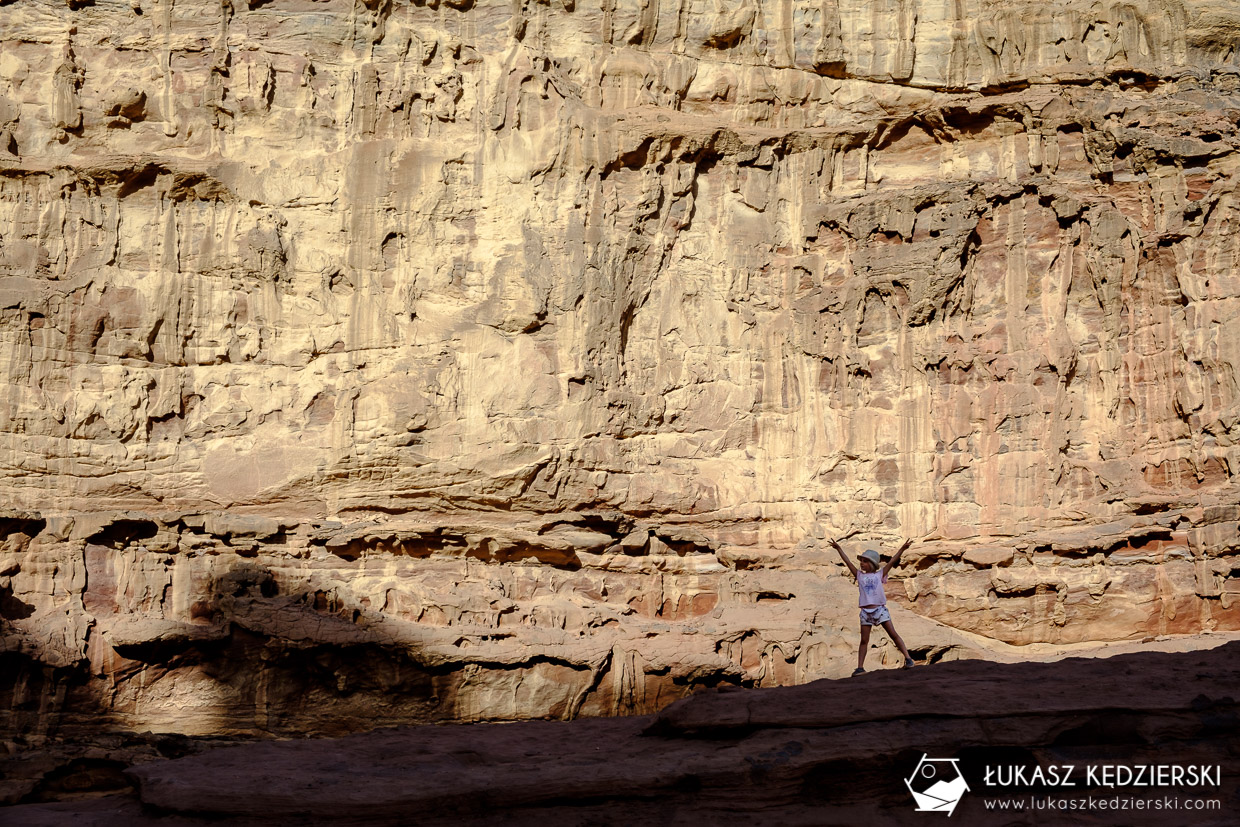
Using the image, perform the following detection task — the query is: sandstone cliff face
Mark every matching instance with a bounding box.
[3,0,1240,742]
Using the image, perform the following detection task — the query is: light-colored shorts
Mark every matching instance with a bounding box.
[859,606,891,626]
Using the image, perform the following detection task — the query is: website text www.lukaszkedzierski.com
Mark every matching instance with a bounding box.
[983,796,1222,812]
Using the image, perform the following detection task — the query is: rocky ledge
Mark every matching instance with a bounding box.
[4,638,1238,825]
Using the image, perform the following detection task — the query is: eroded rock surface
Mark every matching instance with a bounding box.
[3,0,1240,766]
[6,641,1240,825]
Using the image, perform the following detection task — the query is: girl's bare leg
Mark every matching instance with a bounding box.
[882,620,912,661]
[857,624,872,669]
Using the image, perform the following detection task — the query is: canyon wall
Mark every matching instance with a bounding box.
[3,0,1240,742]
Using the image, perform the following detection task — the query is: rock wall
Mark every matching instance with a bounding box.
[4,0,1240,739]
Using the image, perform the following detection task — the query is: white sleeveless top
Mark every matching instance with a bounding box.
[857,570,887,607]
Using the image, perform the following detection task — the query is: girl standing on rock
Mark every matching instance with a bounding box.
[828,536,916,675]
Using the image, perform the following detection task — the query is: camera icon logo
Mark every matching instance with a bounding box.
[905,754,970,816]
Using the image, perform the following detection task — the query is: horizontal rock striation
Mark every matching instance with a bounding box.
[3,0,1240,750]
[7,641,1240,824]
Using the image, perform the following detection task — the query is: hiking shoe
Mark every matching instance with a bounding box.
[903,657,916,668]
[852,667,865,676]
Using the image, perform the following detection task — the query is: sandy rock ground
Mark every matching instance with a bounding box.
[3,636,1238,825]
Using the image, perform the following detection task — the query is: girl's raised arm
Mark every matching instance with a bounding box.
[883,537,914,576]
[828,537,858,576]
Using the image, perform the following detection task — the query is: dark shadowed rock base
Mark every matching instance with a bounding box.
[4,641,1239,826]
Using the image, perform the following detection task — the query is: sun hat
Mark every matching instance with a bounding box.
[860,549,881,569]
